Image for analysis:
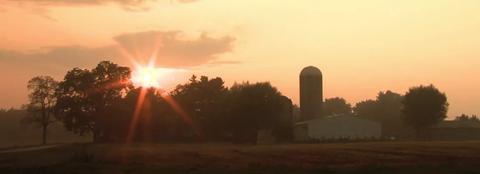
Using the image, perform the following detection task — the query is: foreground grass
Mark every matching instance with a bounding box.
[1,141,480,173]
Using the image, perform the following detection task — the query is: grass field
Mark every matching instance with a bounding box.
[0,111,90,149]
[1,141,480,174]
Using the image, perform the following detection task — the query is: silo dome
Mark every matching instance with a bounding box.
[299,66,323,121]
[300,66,322,76]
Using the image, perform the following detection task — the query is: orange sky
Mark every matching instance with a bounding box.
[1,0,479,118]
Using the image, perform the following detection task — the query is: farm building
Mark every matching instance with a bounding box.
[430,120,480,140]
[294,66,381,141]
[294,114,381,141]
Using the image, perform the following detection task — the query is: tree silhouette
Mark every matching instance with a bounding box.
[323,97,352,116]
[354,91,410,138]
[29,59,299,143]
[454,114,479,122]
[170,75,228,140]
[226,82,289,143]
[272,96,293,142]
[402,85,448,138]
[55,68,94,137]
[55,61,132,142]
[353,99,377,119]
[25,76,58,145]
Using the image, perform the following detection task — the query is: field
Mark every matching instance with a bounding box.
[0,111,90,149]
[2,141,480,174]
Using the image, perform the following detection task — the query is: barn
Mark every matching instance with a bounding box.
[294,114,381,141]
[430,120,480,140]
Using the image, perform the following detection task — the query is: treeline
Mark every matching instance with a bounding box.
[320,88,477,139]
[317,91,415,138]
[23,60,468,144]
[25,61,293,144]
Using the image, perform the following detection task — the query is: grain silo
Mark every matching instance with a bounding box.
[299,66,323,121]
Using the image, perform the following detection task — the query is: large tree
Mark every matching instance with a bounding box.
[101,87,167,142]
[353,99,377,119]
[354,91,410,138]
[323,97,352,116]
[24,76,58,144]
[170,75,228,140]
[226,82,290,143]
[55,68,94,137]
[402,85,448,138]
[55,61,132,142]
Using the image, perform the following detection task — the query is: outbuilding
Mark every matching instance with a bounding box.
[430,120,480,140]
[294,114,381,141]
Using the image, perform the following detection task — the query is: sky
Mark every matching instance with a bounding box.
[0,0,479,118]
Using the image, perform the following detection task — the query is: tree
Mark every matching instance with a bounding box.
[90,61,132,141]
[272,96,294,142]
[323,97,352,116]
[102,87,167,142]
[25,76,58,144]
[55,61,132,142]
[170,75,228,140]
[353,99,377,119]
[226,82,290,143]
[55,68,94,137]
[354,91,410,138]
[455,114,479,122]
[402,85,448,138]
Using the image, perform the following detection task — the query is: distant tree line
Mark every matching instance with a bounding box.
[0,109,89,147]
[454,114,479,122]
[22,60,467,143]
[315,87,450,139]
[24,61,293,144]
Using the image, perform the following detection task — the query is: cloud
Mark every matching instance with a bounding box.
[0,46,122,73]
[6,0,197,6]
[207,60,242,66]
[114,31,235,67]
[0,30,235,73]
[176,0,198,3]
[4,0,198,13]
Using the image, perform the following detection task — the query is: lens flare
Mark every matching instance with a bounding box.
[118,45,196,143]
[132,66,161,88]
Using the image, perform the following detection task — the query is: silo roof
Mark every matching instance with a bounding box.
[300,66,322,76]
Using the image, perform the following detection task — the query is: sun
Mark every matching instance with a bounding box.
[132,65,162,88]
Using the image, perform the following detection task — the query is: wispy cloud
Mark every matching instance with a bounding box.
[207,60,242,66]
[0,30,236,74]
[114,31,235,67]
[6,0,197,6]
[4,0,198,13]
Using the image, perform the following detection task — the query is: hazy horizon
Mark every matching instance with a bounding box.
[1,0,479,118]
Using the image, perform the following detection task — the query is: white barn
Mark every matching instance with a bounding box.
[294,114,381,141]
